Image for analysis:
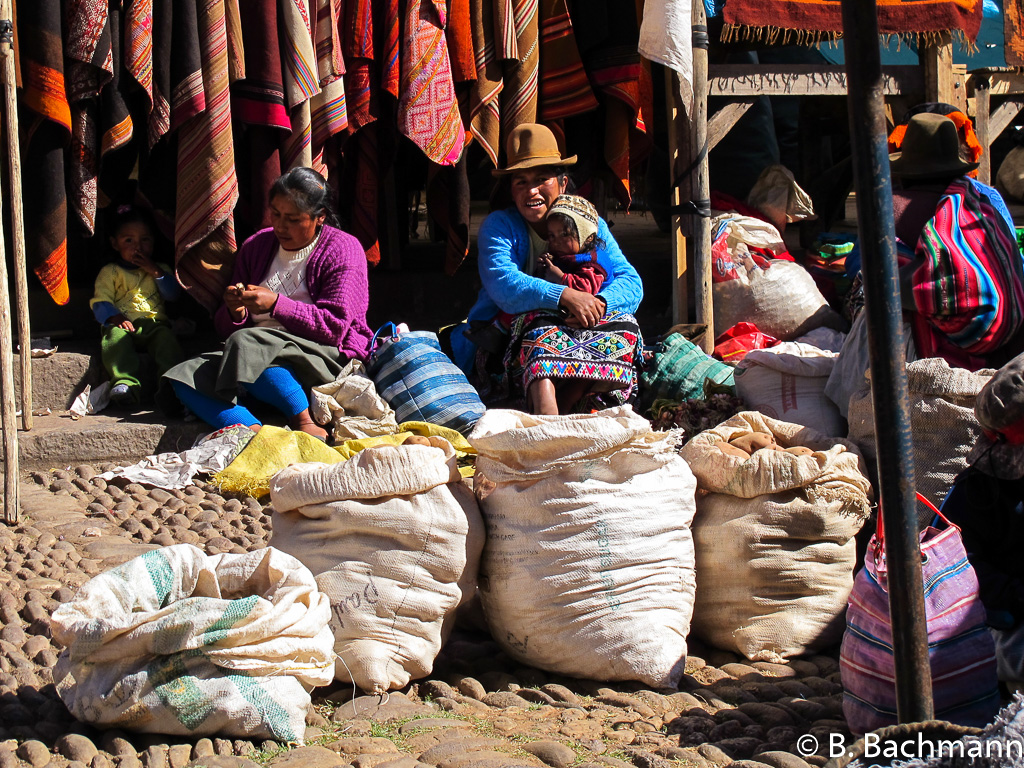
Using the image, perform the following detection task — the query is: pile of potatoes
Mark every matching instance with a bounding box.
[716,432,814,460]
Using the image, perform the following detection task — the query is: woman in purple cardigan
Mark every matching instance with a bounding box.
[164,168,373,440]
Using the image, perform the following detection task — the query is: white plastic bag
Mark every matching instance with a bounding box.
[469,406,697,688]
[270,437,485,694]
[52,545,335,741]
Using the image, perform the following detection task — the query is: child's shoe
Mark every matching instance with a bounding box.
[110,383,135,406]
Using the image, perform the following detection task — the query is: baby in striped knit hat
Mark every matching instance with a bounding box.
[537,193,607,292]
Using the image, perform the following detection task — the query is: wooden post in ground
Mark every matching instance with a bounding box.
[974,75,992,184]
[665,69,689,325]
[690,0,712,350]
[0,2,18,523]
[0,0,32,431]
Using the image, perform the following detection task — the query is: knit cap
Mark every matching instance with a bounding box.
[548,195,599,247]
[969,351,1024,478]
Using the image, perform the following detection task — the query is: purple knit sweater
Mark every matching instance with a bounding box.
[214,226,373,361]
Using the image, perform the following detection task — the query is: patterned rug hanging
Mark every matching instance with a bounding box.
[398,0,466,166]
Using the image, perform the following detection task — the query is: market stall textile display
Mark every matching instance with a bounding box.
[20,0,654,307]
[722,0,983,45]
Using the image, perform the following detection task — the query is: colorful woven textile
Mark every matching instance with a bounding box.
[232,0,289,129]
[538,0,597,122]
[840,495,1000,734]
[148,0,172,145]
[348,124,381,266]
[506,310,643,407]
[470,0,503,166]
[309,0,348,175]
[1008,0,1024,66]
[574,1,650,205]
[722,0,983,45]
[17,0,72,304]
[175,0,239,312]
[398,0,466,166]
[640,331,736,403]
[913,177,1024,357]
[280,0,319,171]
[426,154,472,275]
[125,0,154,116]
[170,0,204,129]
[382,0,400,97]
[447,0,476,82]
[341,0,377,130]
[499,0,539,145]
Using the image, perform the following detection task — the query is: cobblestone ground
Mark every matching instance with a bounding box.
[0,465,852,768]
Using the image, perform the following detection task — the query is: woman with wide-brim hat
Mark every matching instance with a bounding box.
[888,111,1024,369]
[449,123,644,414]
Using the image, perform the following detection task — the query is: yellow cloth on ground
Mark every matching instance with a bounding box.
[90,262,174,322]
[213,422,476,497]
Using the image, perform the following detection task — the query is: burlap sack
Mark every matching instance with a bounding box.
[679,412,871,661]
[52,545,335,741]
[847,358,993,519]
[735,340,844,436]
[469,406,697,688]
[270,437,485,693]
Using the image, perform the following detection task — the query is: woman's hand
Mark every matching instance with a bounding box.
[224,283,247,321]
[559,288,605,328]
[240,284,279,314]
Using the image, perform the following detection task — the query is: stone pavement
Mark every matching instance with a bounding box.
[0,466,853,768]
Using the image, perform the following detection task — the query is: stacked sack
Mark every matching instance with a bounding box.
[270,436,485,693]
[847,358,993,521]
[680,412,872,661]
[469,406,698,688]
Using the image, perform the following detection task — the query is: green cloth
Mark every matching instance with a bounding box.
[101,317,184,398]
[162,327,346,405]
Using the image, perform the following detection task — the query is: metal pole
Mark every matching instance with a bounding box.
[840,0,933,723]
[0,0,33,431]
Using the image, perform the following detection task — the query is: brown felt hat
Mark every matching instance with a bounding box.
[492,124,577,176]
[889,113,979,180]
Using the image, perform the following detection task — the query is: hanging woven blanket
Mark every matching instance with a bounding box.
[498,0,539,147]
[398,0,466,166]
[17,0,72,305]
[722,0,983,47]
[309,0,348,175]
[469,0,503,166]
[1006,0,1024,66]
[538,0,597,122]
[174,0,239,312]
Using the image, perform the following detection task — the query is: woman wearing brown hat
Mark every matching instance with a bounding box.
[450,124,644,414]
[888,112,1024,370]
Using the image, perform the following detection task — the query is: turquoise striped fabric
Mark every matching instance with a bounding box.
[640,333,736,404]
[368,328,485,435]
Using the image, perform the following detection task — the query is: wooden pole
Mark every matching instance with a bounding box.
[0,7,18,523]
[0,0,32,431]
[665,69,689,325]
[691,0,713,350]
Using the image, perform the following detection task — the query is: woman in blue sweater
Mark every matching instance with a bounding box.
[451,124,644,414]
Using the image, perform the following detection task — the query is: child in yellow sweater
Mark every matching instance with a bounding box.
[90,206,183,405]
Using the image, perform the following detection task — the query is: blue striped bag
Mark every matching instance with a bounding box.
[367,323,485,436]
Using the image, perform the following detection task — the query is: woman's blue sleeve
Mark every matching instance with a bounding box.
[594,219,643,314]
[478,212,564,314]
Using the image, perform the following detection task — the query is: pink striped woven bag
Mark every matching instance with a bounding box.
[840,493,999,735]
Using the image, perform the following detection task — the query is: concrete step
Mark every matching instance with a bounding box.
[9,410,207,470]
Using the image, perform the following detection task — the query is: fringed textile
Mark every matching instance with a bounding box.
[1008,0,1024,66]
[447,0,477,82]
[721,0,983,48]
[469,0,502,166]
[175,0,239,312]
[538,0,597,121]
[17,0,72,304]
[398,0,466,166]
[499,0,539,145]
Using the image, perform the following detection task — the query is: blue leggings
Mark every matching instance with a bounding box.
[171,366,310,430]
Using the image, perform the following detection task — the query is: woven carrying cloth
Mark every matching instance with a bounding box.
[722,0,983,46]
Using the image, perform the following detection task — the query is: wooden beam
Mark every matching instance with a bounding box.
[922,35,955,105]
[707,98,755,152]
[665,70,688,325]
[975,77,992,184]
[990,99,1024,142]
[976,71,1024,96]
[708,64,922,97]
[691,0,712,350]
